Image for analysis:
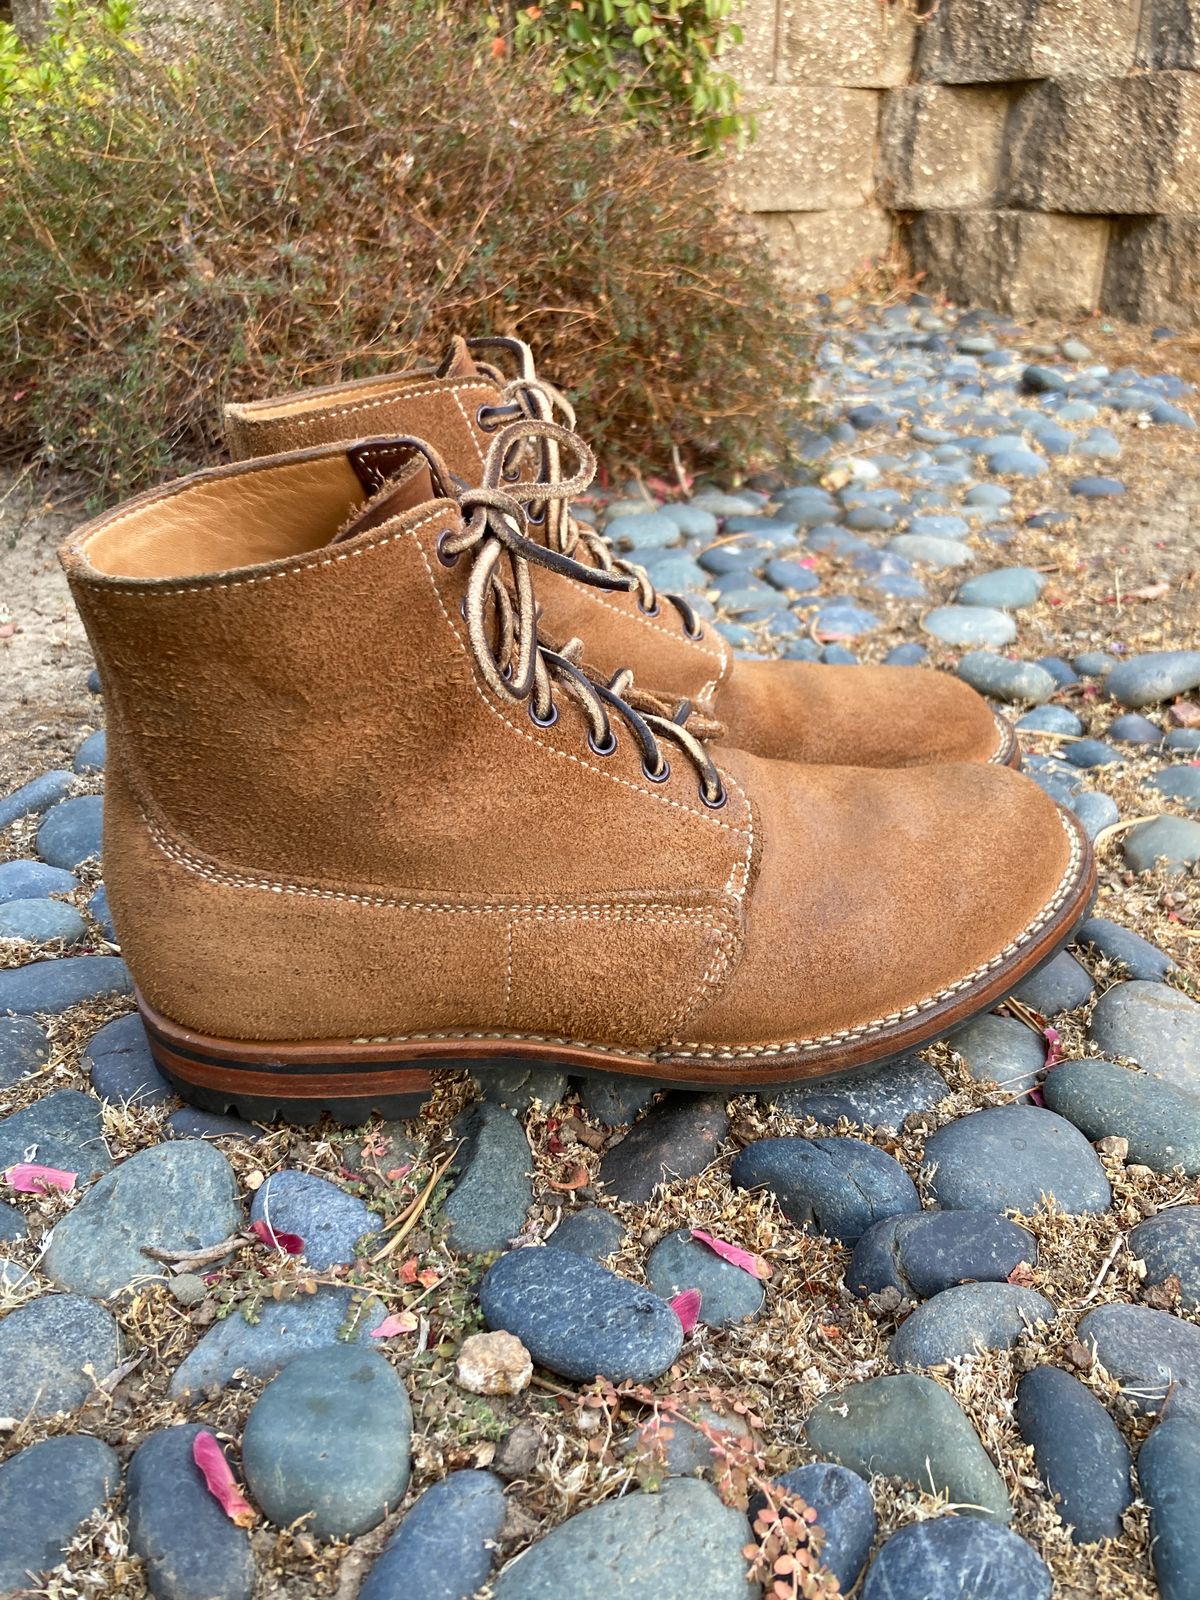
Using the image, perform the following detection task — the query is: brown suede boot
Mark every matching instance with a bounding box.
[61,422,1092,1123]
[225,338,1020,773]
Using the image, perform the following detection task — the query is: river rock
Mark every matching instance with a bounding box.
[0,1016,48,1089]
[1088,981,1200,1092]
[1078,1303,1200,1418]
[1010,951,1095,1015]
[890,1281,1055,1367]
[1075,918,1176,981]
[0,1435,121,1594]
[83,1012,172,1108]
[765,1054,949,1132]
[1105,651,1200,708]
[861,1517,1050,1599]
[43,1140,241,1298]
[599,1094,728,1203]
[443,1102,532,1255]
[250,1170,377,1269]
[550,1206,624,1263]
[358,1470,507,1600]
[956,653,1057,705]
[126,1424,256,1600]
[1129,1207,1200,1307]
[242,1347,412,1538]
[848,1211,1036,1300]
[479,1246,682,1383]
[1124,816,1200,874]
[0,955,132,1015]
[805,1374,1010,1521]
[948,1014,1045,1094]
[0,1294,119,1420]
[0,860,78,905]
[923,1106,1111,1214]
[36,796,104,870]
[1015,1366,1132,1542]
[732,1136,919,1243]
[0,1089,112,1184]
[645,1227,764,1328]
[1139,1417,1200,1600]
[748,1463,875,1592]
[1042,1058,1200,1175]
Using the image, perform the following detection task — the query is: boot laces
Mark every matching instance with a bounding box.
[466,337,703,641]
[439,417,725,808]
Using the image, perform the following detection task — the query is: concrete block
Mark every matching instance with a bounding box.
[721,0,778,88]
[880,85,1012,208]
[1103,216,1200,327]
[727,87,880,212]
[1138,0,1200,68]
[917,0,1140,82]
[775,0,917,87]
[757,208,896,293]
[1005,73,1200,215]
[907,210,1108,318]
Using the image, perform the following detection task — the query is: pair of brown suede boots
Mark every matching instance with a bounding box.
[61,336,1095,1123]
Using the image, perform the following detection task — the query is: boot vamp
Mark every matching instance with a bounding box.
[683,752,1077,1048]
[716,659,1009,767]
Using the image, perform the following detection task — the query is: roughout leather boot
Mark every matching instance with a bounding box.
[225,338,1021,773]
[61,421,1093,1124]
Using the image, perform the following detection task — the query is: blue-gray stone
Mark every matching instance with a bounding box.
[126,1424,255,1600]
[574,1074,658,1126]
[807,527,869,556]
[748,1464,875,1592]
[909,513,970,539]
[168,1107,260,1140]
[1068,791,1121,839]
[0,770,74,830]
[1043,1058,1200,1175]
[956,653,1057,705]
[844,506,896,531]
[0,1200,27,1242]
[888,533,975,569]
[783,638,824,661]
[0,1435,121,1594]
[551,1206,624,1262]
[922,605,1016,648]
[1130,1207,1200,1308]
[36,796,103,870]
[44,1140,242,1297]
[170,1285,384,1397]
[73,730,106,775]
[1166,729,1200,751]
[853,549,914,578]
[1016,1366,1132,1543]
[957,568,1045,609]
[1076,917,1175,981]
[0,1088,113,1182]
[1089,981,1200,1092]
[599,1094,728,1203]
[813,601,880,638]
[964,484,1012,508]
[1016,705,1083,736]
[731,1135,919,1243]
[1064,737,1123,769]
[883,642,927,666]
[848,1211,1035,1300]
[660,504,718,539]
[0,1294,120,1421]
[923,1106,1111,1214]
[473,1062,568,1112]
[822,645,859,665]
[0,1015,49,1088]
[861,1517,1050,1599]
[1077,1303,1200,1419]
[1109,712,1163,745]
[84,1012,171,1107]
[1074,651,1117,678]
[0,859,78,905]
[714,621,757,650]
[358,1471,507,1600]
[765,1053,949,1132]
[1070,475,1125,497]
[890,1280,1055,1366]
[646,1227,764,1328]
[1151,764,1200,811]
[1124,815,1200,873]
[0,954,131,1015]
[764,557,820,593]
[242,1347,412,1538]
[1140,1417,1200,1600]
[1022,365,1069,394]
[604,512,680,550]
[0,897,87,944]
[1028,421,1074,456]
[491,1479,751,1600]
[87,885,115,940]
[479,1246,683,1383]
[1106,650,1200,708]
[1011,951,1095,1015]
[806,1374,1010,1521]
[949,1013,1045,1093]
[987,447,1048,478]
[87,668,102,693]
[444,1102,532,1255]
[1151,402,1196,428]
[1034,656,1079,688]
[250,1170,377,1269]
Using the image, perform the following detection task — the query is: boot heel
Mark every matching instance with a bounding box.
[138,997,437,1127]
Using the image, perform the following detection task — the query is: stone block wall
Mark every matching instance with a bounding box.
[731,0,1200,324]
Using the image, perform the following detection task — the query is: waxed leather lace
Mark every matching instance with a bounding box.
[441,417,725,807]
[464,336,703,640]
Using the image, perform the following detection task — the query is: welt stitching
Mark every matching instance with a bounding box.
[263,381,497,431]
[502,921,513,1029]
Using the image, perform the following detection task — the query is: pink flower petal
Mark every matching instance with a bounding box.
[6,1163,76,1194]
[249,1218,304,1254]
[370,1311,419,1338]
[690,1228,772,1280]
[192,1431,256,1527]
[1043,1025,1064,1069]
[669,1289,702,1333]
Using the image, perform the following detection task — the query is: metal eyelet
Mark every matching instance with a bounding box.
[529,702,559,729]
[588,730,618,757]
[638,598,661,618]
[476,405,500,433]
[643,758,671,784]
[700,781,728,810]
[684,618,705,641]
[436,531,460,567]
[527,504,546,525]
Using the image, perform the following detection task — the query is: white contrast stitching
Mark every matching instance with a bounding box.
[246,380,498,431]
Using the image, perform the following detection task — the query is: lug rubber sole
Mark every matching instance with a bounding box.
[138,818,1094,1126]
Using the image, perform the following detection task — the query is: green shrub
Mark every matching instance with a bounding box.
[490,0,749,150]
[0,0,803,503]
[0,0,136,104]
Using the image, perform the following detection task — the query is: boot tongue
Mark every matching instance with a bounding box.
[436,335,482,381]
[332,440,452,544]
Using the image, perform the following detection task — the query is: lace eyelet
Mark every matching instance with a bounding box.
[436,531,460,568]
[700,781,727,810]
[527,504,546,526]
[529,702,559,729]
[638,598,660,618]
[476,405,500,433]
[685,619,705,641]
[459,594,469,622]
[588,730,618,757]
[643,758,670,784]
